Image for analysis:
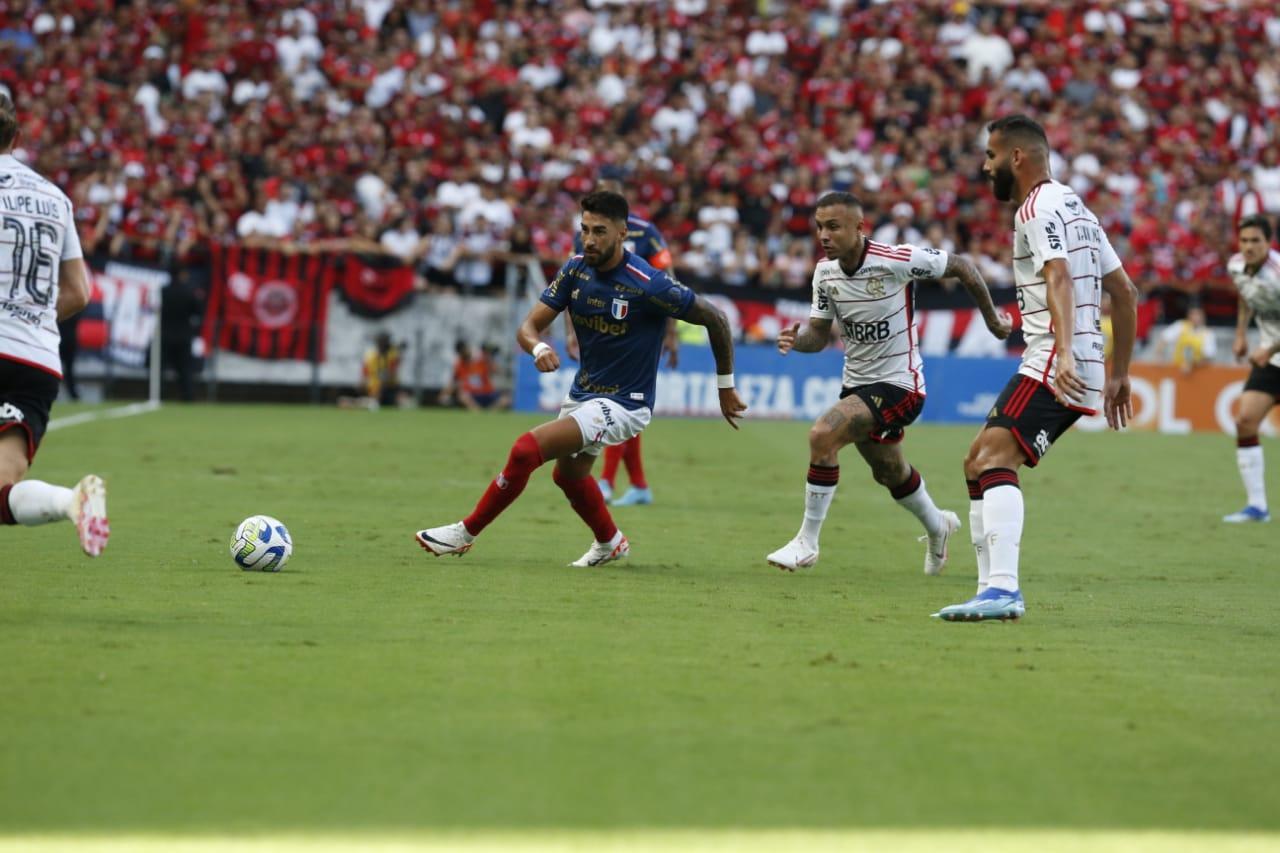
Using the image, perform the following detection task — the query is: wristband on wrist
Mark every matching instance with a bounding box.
[531,342,552,359]
[716,373,735,389]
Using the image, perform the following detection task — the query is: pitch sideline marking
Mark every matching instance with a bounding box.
[1,831,1279,852]
[47,401,162,432]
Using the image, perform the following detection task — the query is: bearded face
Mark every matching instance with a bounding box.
[989,158,1016,202]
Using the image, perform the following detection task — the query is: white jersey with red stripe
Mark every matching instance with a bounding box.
[809,239,947,392]
[1229,248,1280,367]
[1012,179,1121,415]
[0,153,82,377]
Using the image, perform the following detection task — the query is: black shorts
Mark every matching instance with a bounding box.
[1243,362,1280,398]
[0,358,60,462]
[984,373,1080,467]
[841,382,924,444]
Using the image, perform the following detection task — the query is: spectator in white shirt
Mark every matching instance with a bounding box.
[652,93,698,146]
[872,202,923,246]
[959,16,1014,85]
[1002,54,1050,98]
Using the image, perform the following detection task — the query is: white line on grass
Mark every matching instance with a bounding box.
[1,831,1279,852]
[46,401,161,432]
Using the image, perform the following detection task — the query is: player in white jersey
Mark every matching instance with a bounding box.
[766,191,1011,574]
[1222,214,1280,523]
[935,114,1138,622]
[0,94,109,556]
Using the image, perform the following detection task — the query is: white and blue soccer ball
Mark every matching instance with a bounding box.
[230,515,292,572]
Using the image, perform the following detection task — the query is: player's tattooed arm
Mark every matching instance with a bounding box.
[685,295,747,428]
[942,254,1012,340]
[781,318,833,354]
[684,295,735,375]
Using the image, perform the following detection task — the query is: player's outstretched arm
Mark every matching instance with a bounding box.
[942,253,1012,339]
[778,318,833,355]
[55,258,91,321]
[1101,266,1139,430]
[684,295,747,429]
[517,302,563,373]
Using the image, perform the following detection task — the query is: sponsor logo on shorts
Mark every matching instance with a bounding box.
[1034,429,1051,456]
[599,402,615,428]
[0,403,24,423]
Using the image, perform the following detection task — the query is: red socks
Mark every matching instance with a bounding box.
[463,432,543,535]
[621,434,647,488]
[0,485,14,525]
[600,443,622,487]
[553,466,618,542]
[600,436,645,489]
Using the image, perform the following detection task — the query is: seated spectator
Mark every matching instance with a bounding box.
[339,332,414,411]
[1154,307,1218,374]
[439,342,510,411]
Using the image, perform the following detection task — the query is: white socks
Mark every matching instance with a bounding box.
[800,464,839,544]
[800,484,837,543]
[979,470,1024,593]
[1237,444,1267,510]
[5,480,75,525]
[969,497,990,594]
[892,468,943,534]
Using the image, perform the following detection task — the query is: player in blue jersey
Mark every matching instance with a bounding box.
[567,178,677,508]
[417,190,746,566]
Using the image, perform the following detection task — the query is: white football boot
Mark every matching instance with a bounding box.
[919,510,961,576]
[570,533,629,567]
[416,522,474,556]
[70,475,109,557]
[766,536,819,571]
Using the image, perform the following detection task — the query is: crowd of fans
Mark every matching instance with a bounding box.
[2,0,1279,306]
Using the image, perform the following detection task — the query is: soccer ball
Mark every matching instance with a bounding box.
[230,515,293,572]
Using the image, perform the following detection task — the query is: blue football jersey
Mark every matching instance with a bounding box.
[572,215,672,269]
[541,251,695,410]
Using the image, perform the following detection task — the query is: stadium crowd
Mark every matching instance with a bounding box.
[2,0,1279,305]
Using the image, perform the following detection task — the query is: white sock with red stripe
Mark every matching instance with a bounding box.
[2,481,75,525]
[890,467,943,533]
[967,479,990,593]
[800,464,839,544]
[978,469,1022,593]
[1236,438,1267,510]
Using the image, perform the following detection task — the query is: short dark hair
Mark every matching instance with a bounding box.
[1239,214,1273,242]
[815,191,863,211]
[0,93,16,151]
[580,190,628,224]
[987,114,1049,151]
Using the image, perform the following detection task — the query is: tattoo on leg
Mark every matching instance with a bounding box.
[821,410,848,431]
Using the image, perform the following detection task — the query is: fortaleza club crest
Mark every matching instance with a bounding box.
[611,297,629,320]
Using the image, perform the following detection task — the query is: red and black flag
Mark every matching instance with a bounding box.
[201,244,336,361]
[337,253,416,318]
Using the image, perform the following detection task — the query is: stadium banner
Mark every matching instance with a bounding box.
[201,244,336,361]
[337,253,416,318]
[514,341,1019,422]
[1076,363,1280,435]
[79,260,167,367]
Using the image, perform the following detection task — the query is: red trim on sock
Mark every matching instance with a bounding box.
[553,467,618,542]
[889,467,922,500]
[1238,435,1261,448]
[978,467,1020,493]
[806,464,839,486]
[600,443,623,486]
[0,484,14,525]
[462,432,544,535]
[621,434,646,488]
[966,479,982,500]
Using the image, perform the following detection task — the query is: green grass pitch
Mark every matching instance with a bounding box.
[1,405,1277,841]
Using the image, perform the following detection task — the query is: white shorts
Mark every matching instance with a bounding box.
[558,397,651,456]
